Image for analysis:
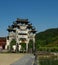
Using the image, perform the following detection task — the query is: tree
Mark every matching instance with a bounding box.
[28,40,33,52]
[10,39,16,52]
[20,43,26,52]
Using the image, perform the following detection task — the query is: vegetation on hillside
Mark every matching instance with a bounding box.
[35,28,58,52]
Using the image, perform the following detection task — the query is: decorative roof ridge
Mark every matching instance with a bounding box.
[17,18,28,21]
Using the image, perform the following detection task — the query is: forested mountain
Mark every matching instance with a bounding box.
[35,28,58,51]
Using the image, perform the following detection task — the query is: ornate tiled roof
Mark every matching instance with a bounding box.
[27,23,33,29]
[16,18,29,24]
[31,27,36,33]
[7,26,16,32]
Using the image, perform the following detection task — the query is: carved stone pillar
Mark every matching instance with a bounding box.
[26,43,28,52]
[33,37,35,52]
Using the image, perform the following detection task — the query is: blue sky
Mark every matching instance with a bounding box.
[0,0,58,37]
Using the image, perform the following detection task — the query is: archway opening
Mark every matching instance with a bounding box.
[10,39,16,52]
[20,43,26,53]
[28,40,33,53]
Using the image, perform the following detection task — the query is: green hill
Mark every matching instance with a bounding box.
[35,28,58,51]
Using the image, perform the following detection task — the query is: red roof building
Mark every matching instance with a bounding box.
[0,37,6,49]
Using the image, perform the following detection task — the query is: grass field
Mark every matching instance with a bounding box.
[0,53,24,65]
[38,54,58,65]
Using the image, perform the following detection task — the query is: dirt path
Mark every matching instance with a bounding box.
[11,54,35,65]
[0,53,24,65]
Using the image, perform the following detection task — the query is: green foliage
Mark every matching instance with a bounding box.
[20,43,26,50]
[28,40,33,52]
[10,39,16,51]
[35,28,58,51]
[29,40,33,48]
[39,57,58,65]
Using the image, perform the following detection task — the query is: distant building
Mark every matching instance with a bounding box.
[0,37,6,49]
[5,18,36,52]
